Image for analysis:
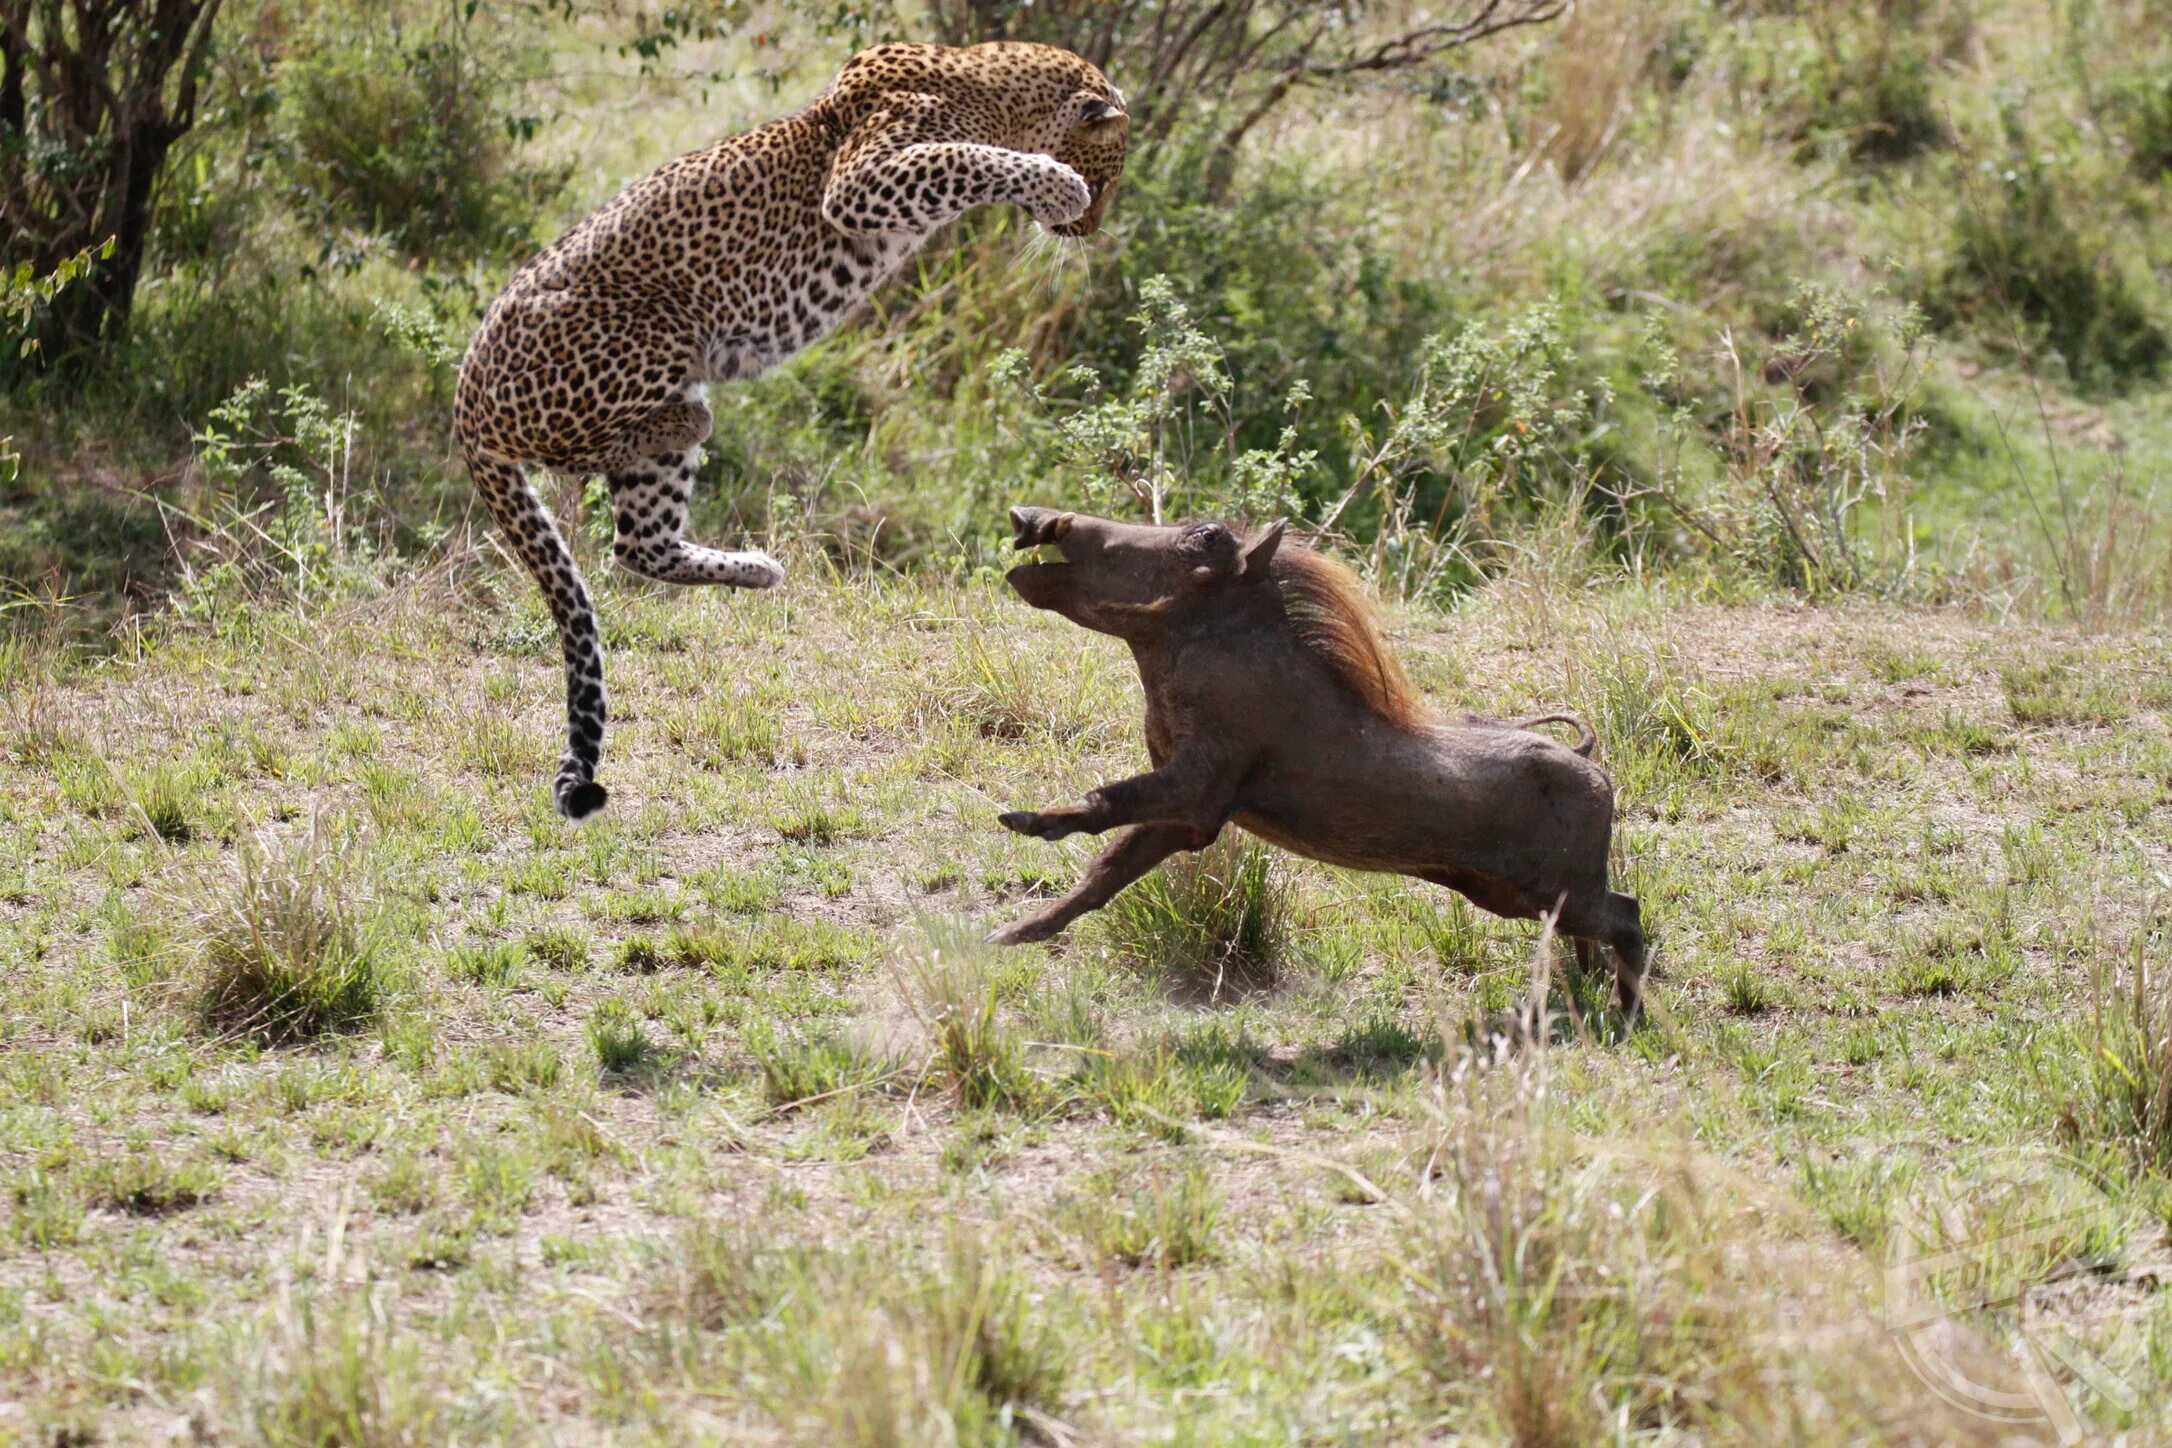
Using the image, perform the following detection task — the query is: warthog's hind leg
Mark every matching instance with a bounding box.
[1558,891,1648,1018]
[1605,891,1647,1017]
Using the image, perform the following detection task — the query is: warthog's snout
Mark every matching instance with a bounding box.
[1005,507,1084,613]
[1009,506,1075,550]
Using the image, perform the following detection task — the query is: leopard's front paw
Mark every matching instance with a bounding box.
[1025,162,1091,229]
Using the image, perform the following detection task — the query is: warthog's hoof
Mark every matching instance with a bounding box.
[985,915,1061,946]
[997,810,1065,840]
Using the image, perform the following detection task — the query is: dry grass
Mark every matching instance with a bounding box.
[1535,0,1664,184]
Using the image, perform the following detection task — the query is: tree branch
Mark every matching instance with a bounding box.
[1305,1,1570,79]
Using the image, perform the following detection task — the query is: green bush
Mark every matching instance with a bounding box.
[994,278,1621,598]
[1638,286,1933,594]
[2108,63,2172,179]
[278,23,560,267]
[1935,137,2167,389]
[1796,10,1950,164]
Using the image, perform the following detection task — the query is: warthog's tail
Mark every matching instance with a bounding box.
[1512,713,1597,758]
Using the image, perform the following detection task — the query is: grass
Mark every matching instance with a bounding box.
[76,1150,222,1216]
[4,0,2172,1436]
[1096,835,1293,998]
[895,922,1037,1111]
[664,694,785,768]
[1054,1159,1221,1271]
[586,1000,652,1073]
[189,827,389,1045]
[1,564,2167,1440]
[2074,937,2172,1176]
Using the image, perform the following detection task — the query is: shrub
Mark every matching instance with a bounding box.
[194,829,387,1045]
[1000,284,1626,603]
[277,19,561,267]
[177,378,388,619]
[1937,135,2167,389]
[2108,63,2172,179]
[1796,8,1950,163]
[1637,287,1931,594]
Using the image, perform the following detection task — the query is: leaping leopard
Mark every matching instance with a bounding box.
[455,41,1130,817]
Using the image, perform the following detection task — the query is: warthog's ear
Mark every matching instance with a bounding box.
[1237,521,1287,584]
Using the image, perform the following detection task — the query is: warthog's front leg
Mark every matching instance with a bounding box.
[997,746,1235,842]
[986,822,1219,945]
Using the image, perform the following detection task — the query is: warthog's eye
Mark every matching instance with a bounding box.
[1179,522,1230,557]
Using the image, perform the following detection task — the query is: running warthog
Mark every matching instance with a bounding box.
[987,506,1647,1013]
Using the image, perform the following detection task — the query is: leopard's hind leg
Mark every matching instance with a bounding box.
[605,400,784,588]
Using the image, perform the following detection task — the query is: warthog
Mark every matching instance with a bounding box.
[987,506,1648,1013]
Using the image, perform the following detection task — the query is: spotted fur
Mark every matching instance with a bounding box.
[455,41,1130,818]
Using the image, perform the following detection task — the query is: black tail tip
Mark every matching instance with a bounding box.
[557,781,609,820]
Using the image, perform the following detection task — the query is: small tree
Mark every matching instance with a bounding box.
[927,0,1567,191]
[1,0,225,366]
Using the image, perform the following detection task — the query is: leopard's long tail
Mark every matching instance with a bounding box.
[464,446,611,819]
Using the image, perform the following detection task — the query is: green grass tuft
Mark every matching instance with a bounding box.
[749,1024,891,1110]
[1055,1160,1221,1271]
[587,1000,652,1073]
[2071,942,2172,1175]
[192,830,388,1045]
[1096,835,1291,997]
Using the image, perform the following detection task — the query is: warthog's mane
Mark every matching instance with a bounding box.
[1270,542,1433,732]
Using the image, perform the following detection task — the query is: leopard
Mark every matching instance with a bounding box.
[454,41,1129,819]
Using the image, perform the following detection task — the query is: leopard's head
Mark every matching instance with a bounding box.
[1020,49,1129,237]
[834,41,1130,237]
